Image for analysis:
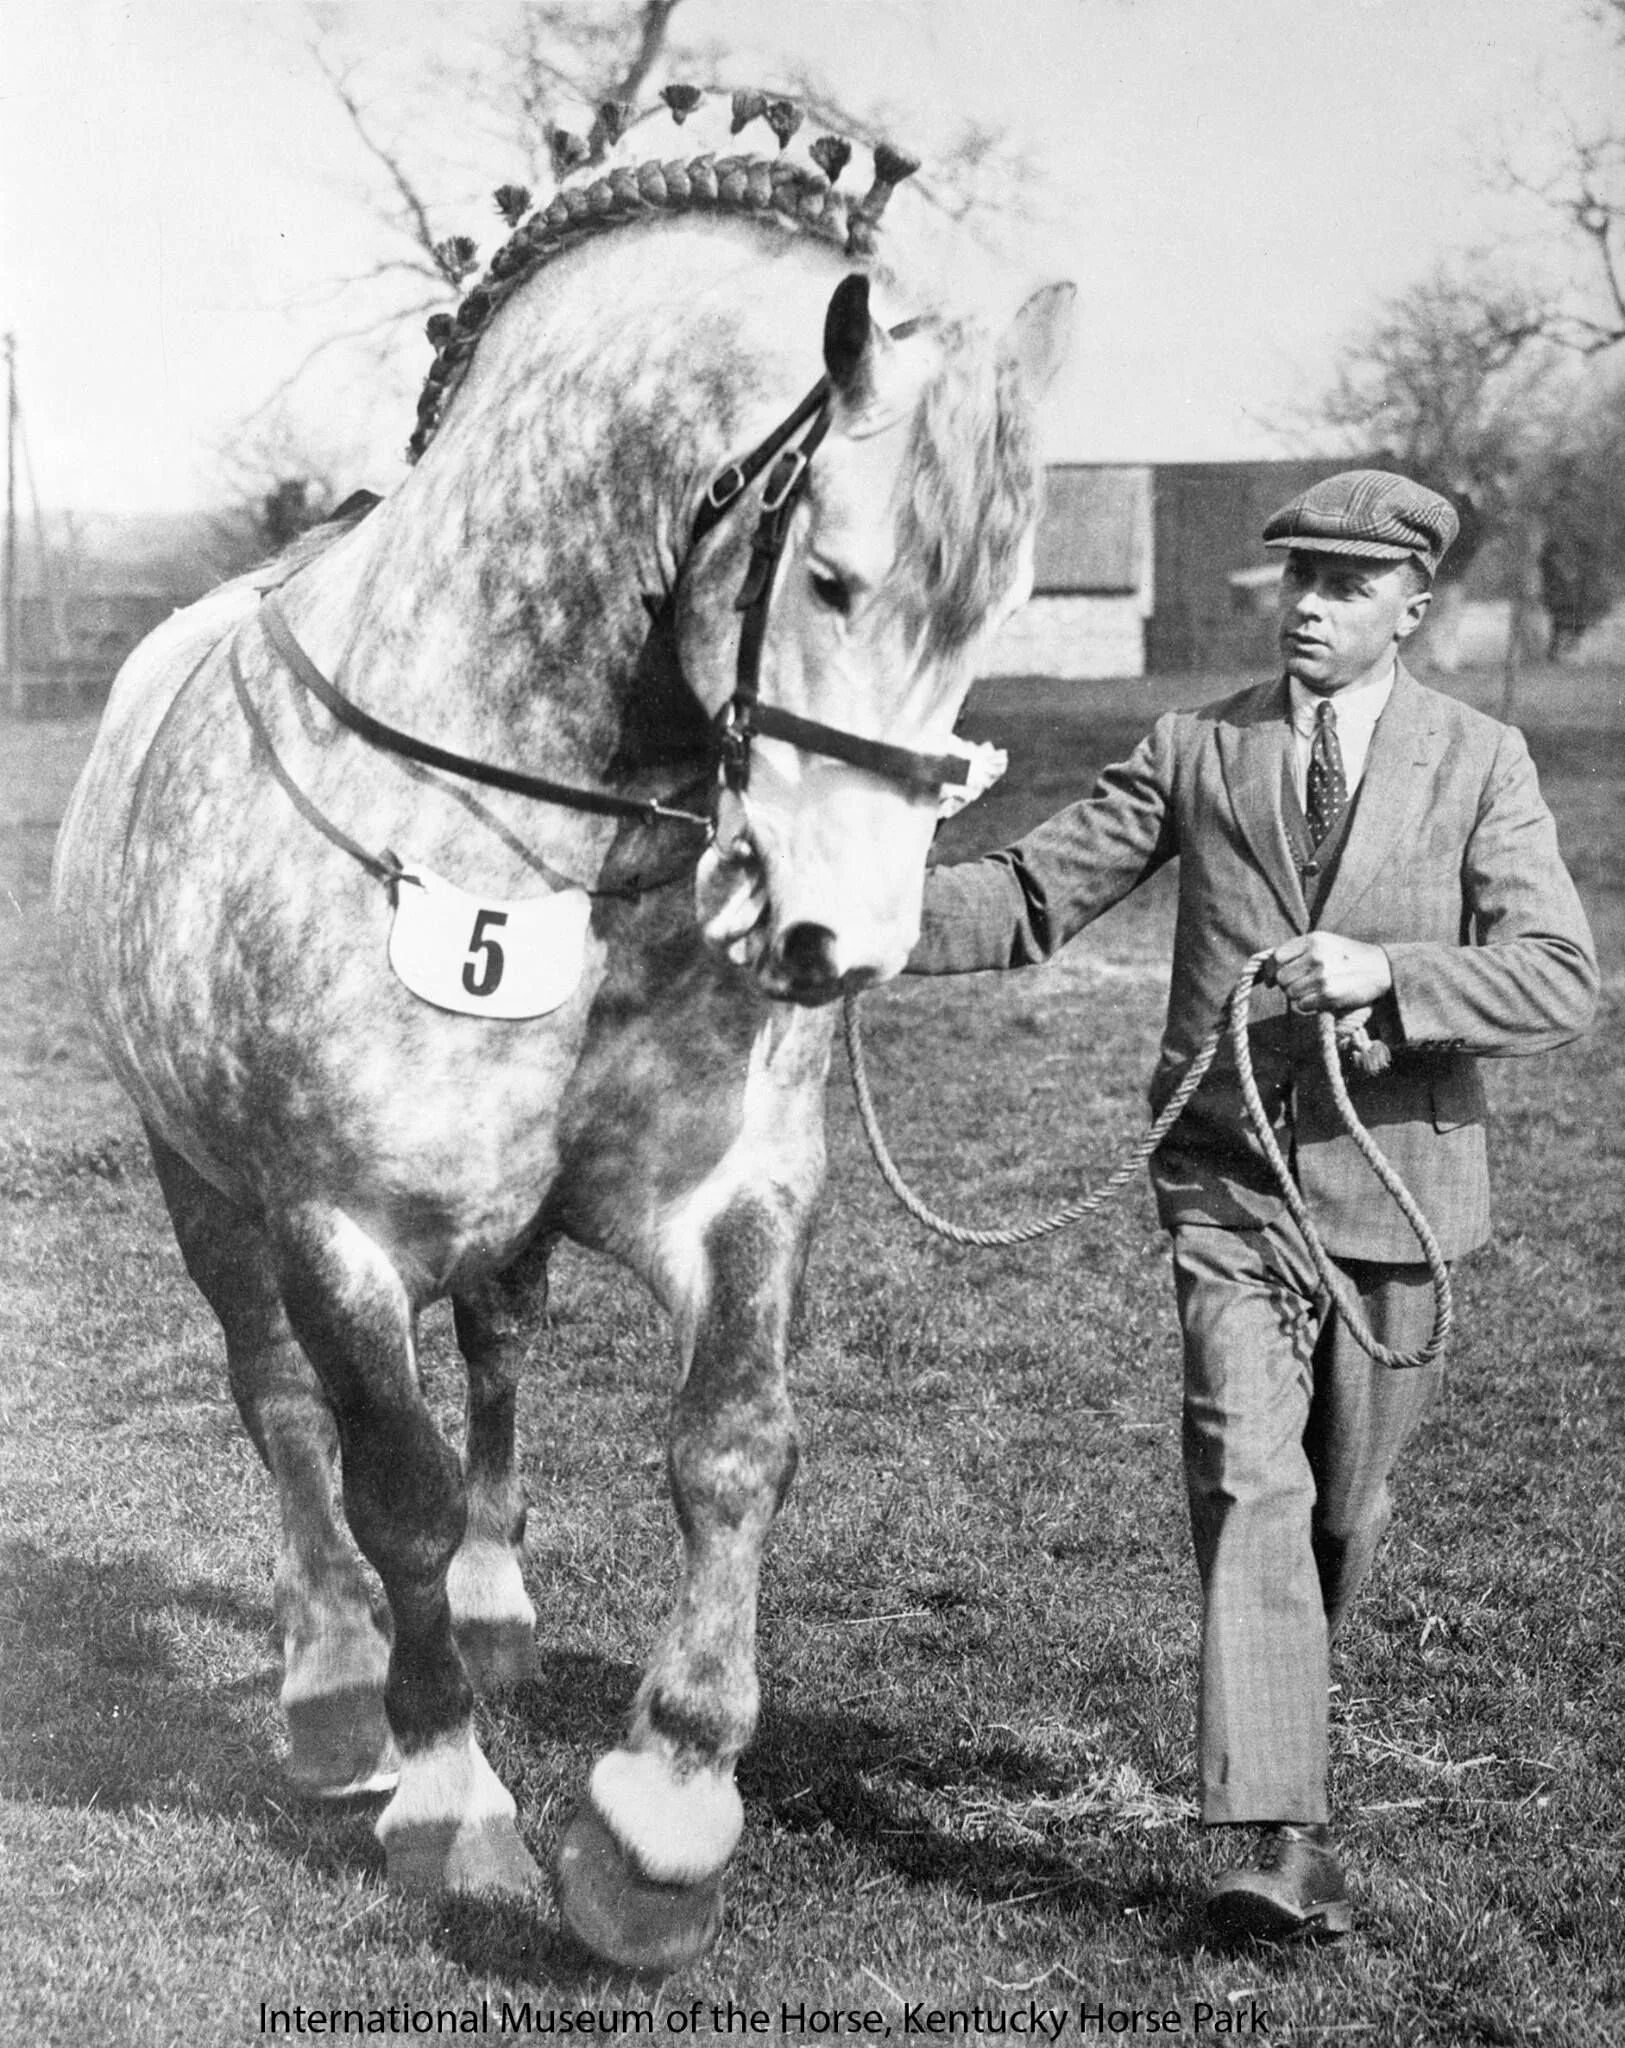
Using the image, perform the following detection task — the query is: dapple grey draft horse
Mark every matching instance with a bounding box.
[53,117,1071,1968]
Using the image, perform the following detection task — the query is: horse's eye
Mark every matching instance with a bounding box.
[809,571,851,615]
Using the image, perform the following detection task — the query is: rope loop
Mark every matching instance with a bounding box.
[1224,953,1453,1370]
[843,948,1453,1370]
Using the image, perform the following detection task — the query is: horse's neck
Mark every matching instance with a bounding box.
[306,225,849,779]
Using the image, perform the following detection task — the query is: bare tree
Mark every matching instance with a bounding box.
[217,2,1048,537]
[1504,133,1625,357]
[1306,261,1589,706]
[290,2,1044,391]
[1496,0,1625,355]
[1532,372,1625,656]
[1314,262,1561,572]
[1306,0,1625,693]
[499,0,707,185]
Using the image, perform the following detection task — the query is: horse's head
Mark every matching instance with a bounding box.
[690,273,1074,1006]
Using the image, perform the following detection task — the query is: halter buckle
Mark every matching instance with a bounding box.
[759,447,809,515]
[705,462,747,513]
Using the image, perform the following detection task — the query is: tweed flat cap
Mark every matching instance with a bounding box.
[1263,469,1459,577]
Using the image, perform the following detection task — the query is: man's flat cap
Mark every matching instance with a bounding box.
[1263,469,1459,577]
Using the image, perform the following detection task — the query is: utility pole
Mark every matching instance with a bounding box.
[3,332,18,714]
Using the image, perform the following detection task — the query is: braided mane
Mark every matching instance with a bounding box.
[408,88,919,461]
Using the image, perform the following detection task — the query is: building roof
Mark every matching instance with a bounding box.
[1033,465,1151,595]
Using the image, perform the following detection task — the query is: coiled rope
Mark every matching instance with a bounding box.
[842,949,1453,1370]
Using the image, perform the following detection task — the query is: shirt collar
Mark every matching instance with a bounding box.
[1287,662,1396,737]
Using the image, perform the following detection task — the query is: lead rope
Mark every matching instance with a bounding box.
[841,948,1453,1370]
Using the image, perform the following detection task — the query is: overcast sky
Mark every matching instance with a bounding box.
[2,0,1620,513]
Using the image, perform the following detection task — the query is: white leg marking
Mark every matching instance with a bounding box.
[377,1729,517,1840]
[588,1747,744,1885]
[446,1542,536,1629]
[278,1611,399,1798]
[654,1007,829,1353]
[279,1621,390,1705]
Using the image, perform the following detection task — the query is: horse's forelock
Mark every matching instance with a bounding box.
[888,320,1039,661]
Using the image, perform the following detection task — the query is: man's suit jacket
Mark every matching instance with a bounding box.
[910,666,1598,1261]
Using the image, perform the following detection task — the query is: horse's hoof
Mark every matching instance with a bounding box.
[555,1802,724,1974]
[286,1687,401,1799]
[383,1814,542,1897]
[456,1617,535,1692]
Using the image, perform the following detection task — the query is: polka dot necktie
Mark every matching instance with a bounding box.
[1306,699,1348,846]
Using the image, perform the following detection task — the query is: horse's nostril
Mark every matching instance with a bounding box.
[776,922,840,984]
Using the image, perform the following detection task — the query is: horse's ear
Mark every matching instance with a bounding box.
[823,274,885,400]
[1001,281,1076,400]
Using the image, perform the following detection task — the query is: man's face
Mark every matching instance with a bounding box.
[1276,549,1431,695]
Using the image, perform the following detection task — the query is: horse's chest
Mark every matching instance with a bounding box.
[78,645,777,1275]
[118,792,763,1273]
[120,793,608,1228]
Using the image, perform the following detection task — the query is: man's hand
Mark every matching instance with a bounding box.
[937,740,1008,819]
[1270,932,1393,1013]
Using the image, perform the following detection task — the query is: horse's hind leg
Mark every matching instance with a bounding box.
[448,1235,553,1689]
[269,1200,539,1896]
[557,1188,809,1971]
[145,1129,397,1798]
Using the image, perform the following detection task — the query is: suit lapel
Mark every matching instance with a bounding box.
[1217,677,1307,927]
[1317,664,1439,928]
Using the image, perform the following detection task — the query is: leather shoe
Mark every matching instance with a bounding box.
[1206,1823,1351,1942]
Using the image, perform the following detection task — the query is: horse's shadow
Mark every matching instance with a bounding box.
[2,1538,1183,1982]
[2,1536,371,1882]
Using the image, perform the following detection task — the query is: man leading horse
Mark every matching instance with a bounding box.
[906,470,1598,1941]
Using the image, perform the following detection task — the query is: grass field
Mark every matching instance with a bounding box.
[2,662,1622,2046]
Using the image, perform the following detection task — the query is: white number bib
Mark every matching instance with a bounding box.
[388,863,591,1020]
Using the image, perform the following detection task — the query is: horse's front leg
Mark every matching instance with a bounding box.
[557,1178,814,1971]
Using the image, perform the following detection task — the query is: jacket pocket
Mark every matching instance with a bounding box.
[1430,1061,1485,1133]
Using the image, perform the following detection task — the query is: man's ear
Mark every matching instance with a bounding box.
[1396,580,1433,642]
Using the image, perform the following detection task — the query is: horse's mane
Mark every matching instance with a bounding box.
[403,88,1039,662]
[894,327,1040,661]
[408,87,919,462]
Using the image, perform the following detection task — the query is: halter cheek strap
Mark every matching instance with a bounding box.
[694,361,971,804]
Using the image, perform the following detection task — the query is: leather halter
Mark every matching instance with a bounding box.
[259,597,710,831]
[252,338,970,830]
[687,339,972,805]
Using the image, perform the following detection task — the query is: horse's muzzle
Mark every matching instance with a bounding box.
[758,923,880,1008]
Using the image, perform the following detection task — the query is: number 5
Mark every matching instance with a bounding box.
[462,908,508,997]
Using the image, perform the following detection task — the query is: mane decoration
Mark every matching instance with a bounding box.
[407,87,920,462]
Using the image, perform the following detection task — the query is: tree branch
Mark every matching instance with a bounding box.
[607,0,687,105]
[309,38,466,288]
[238,302,443,426]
